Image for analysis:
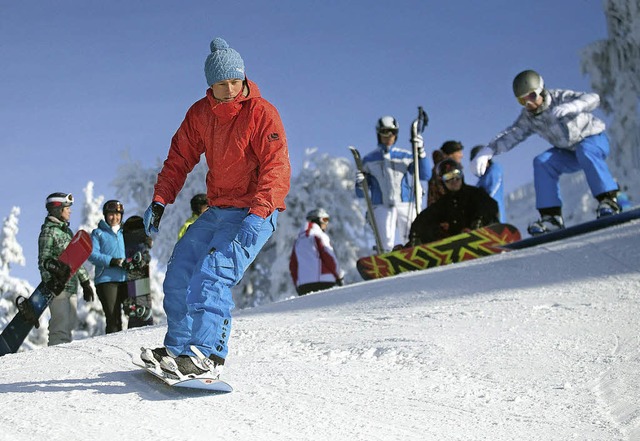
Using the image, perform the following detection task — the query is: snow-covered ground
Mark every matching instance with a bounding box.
[1,220,639,441]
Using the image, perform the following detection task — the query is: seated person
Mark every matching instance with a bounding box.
[409,159,499,245]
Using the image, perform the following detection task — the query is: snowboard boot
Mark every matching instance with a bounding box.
[527,215,565,236]
[160,345,225,380]
[141,347,174,369]
[596,198,621,218]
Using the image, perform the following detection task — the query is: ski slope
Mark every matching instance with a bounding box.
[0,220,639,441]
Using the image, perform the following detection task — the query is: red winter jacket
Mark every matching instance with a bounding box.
[153,79,291,219]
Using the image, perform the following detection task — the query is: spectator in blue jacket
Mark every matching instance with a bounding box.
[470,145,505,222]
[355,115,431,252]
[88,200,127,334]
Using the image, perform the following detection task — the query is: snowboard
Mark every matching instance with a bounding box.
[0,230,93,356]
[503,206,640,251]
[132,350,233,393]
[356,223,521,280]
[122,216,153,328]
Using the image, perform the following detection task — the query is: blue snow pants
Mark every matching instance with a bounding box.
[532,133,618,209]
[162,207,278,360]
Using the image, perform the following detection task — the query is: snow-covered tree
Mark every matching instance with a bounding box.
[234,148,369,308]
[0,207,41,349]
[75,182,107,339]
[581,0,640,204]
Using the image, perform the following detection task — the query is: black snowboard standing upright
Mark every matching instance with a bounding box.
[122,216,153,328]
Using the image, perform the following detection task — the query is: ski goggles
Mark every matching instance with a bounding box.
[378,129,398,136]
[46,193,74,207]
[441,169,463,183]
[517,89,542,106]
[104,200,124,214]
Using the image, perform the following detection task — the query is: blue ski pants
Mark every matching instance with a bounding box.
[162,207,278,360]
[533,133,618,209]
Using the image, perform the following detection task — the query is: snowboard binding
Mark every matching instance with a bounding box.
[16,296,40,328]
[43,258,71,295]
[123,298,152,321]
[122,250,151,272]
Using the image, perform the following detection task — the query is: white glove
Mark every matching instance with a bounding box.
[551,103,578,119]
[355,171,365,186]
[412,134,426,157]
[470,146,493,177]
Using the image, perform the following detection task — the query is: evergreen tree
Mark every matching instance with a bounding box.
[0,207,42,349]
[75,182,107,338]
[234,148,369,307]
[581,0,640,204]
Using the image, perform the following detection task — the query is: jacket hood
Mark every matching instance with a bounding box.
[205,78,261,108]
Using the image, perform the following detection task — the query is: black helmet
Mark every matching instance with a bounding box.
[46,192,73,213]
[103,200,124,216]
[306,208,330,223]
[437,158,464,183]
[512,69,544,98]
[190,193,208,214]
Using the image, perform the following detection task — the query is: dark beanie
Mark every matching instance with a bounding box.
[440,140,463,155]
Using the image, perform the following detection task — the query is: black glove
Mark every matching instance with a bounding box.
[81,280,94,302]
[109,258,124,267]
[143,202,165,235]
[470,218,483,230]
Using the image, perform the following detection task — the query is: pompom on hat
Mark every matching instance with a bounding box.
[204,37,245,86]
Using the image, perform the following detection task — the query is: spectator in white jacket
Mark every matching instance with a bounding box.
[289,208,345,296]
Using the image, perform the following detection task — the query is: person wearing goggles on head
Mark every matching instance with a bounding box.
[408,159,499,246]
[38,192,94,346]
[355,115,431,252]
[470,69,620,235]
[88,200,131,334]
[289,208,345,296]
[427,140,464,207]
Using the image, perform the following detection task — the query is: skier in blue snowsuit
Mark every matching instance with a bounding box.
[355,116,431,252]
[140,37,291,380]
[471,69,620,235]
[470,145,505,222]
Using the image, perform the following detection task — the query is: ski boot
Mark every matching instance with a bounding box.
[527,215,565,236]
[596,198,621,218]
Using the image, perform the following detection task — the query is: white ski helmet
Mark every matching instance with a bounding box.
[306,208,330,222]
[375,115,399,134]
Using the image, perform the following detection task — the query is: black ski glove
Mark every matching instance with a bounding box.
[143,202,165,235]
[81,280,95,302]
[470,218,483,230]
[109,258,124,267]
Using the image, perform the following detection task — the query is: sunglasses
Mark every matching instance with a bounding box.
[517,90,540,106]
[104,201,124,213]
[441,169,463,183]
[378,129,398,136]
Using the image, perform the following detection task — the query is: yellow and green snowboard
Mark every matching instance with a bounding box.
[356,223,521,280]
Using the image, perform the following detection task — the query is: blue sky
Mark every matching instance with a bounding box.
[1,0,607,282]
